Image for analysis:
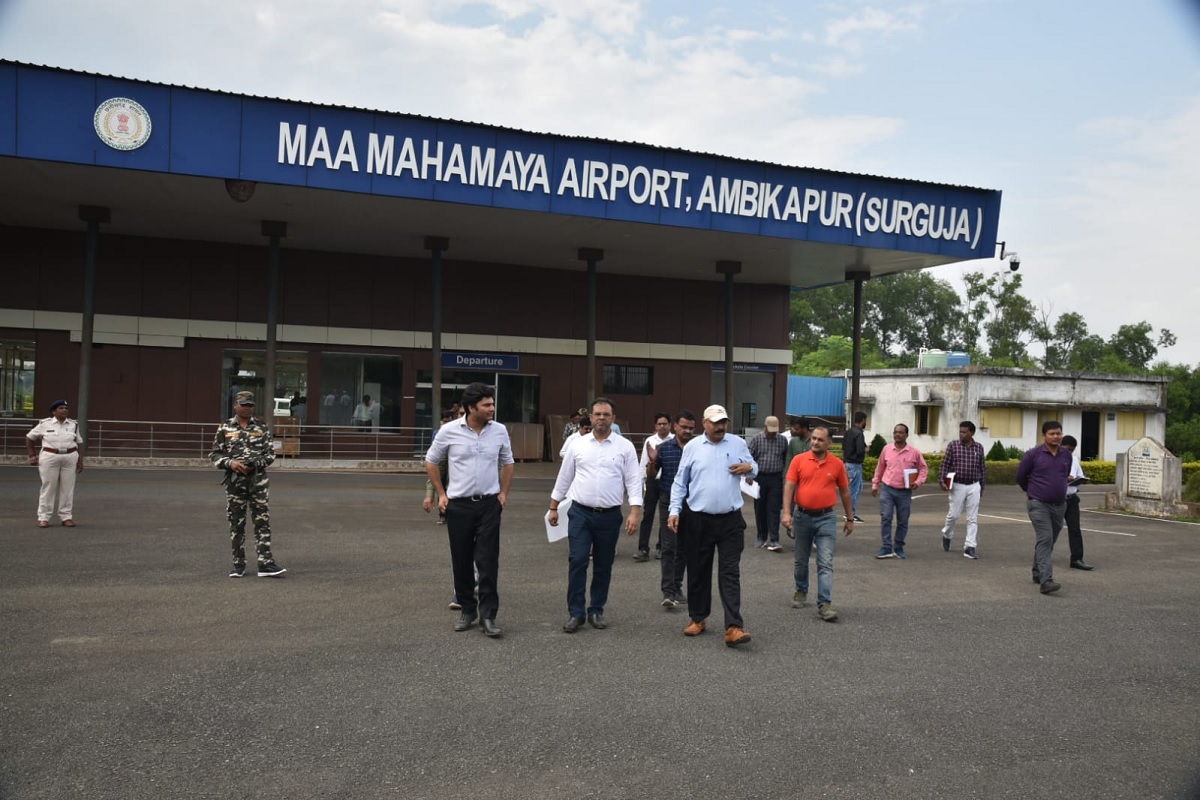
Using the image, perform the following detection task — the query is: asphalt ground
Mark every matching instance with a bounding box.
[1,464,1198,800]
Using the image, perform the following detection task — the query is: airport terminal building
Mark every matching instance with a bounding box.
[0,61,1001,450]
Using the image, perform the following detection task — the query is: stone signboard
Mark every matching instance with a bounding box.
[1125,437,1166,500]
[1112,436,1183,518]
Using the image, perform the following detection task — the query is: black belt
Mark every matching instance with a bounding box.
[43,447,78,454]
[450,494,497,503]
[578,505,620,513]
[796,505,834,516]
[956,480,978,486]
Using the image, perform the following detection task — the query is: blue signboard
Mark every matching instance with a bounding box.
[442,352,520,372]
[0,62,1002,260]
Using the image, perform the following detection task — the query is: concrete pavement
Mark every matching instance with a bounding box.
[1,465,1198,799]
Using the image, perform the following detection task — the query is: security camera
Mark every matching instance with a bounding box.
[1006,253,1020,271]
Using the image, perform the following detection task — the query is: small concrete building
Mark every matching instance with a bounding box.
[854,366,1169,461]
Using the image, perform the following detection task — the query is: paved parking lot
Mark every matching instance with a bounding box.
[2,465,1198,799]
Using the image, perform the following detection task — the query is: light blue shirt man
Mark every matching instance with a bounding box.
[669,413,758,516]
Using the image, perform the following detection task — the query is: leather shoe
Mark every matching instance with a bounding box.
[1070,560,1094,571]
[61,519,76,527]
[563,616,585,633]
[480,618,502,637]
[1040,580,1061,595]
[36,520,49,528]
[453,612,478,632]
[587,612,607,630]
[683,619,706,636]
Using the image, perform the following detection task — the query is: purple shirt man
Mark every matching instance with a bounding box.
[1015,421,1072,594]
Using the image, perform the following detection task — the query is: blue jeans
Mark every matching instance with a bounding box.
[793,510,837,605]
[566,505,622,618]
[845,463,863,516]
[878,485,912,549]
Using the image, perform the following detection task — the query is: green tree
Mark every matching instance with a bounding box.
[794,335,889,376]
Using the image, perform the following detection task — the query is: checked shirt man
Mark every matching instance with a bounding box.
[939,420,986,559]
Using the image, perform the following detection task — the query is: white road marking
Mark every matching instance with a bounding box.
[978,513,1137,537]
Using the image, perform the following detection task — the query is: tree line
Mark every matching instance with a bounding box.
[789,271,1198,460]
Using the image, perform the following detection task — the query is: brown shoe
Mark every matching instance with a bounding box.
[724,626,752,647]
[61,519,76,528]
[683,619,707,636]
[36,520,49,528]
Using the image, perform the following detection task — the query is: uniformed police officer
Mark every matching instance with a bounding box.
[209,391,286,578]
[25,399,85,528]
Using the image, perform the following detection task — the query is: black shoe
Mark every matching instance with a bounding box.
[563,616,585,633]
[853,515,864,523]
[454,612,479,632]
[1040,580,1061,594]
[942,535,952,552]
[1032,572,1041,584]
[480,618,502,637]
[654,548,662,560]
[229,563,245,578]
[257,561,286,578]
[633,550,650,562]
[1070,560,1094,571]
[588,612,607,630]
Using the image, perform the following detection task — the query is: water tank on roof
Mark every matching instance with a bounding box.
[919,349,948,368]
[946,351,971,367]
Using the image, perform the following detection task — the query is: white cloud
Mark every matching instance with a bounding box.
[823,6,923,55]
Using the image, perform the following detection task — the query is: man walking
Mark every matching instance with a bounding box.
[634,412,673,561]
[747,415,788,551]
[1061,435,1094,571]
[939,420,986,559]
[646,410,697,608]
[210,391,286,578]
[1016,421,1073,594]
[781,426,854,622]
[25,399,85,528]
[425,383,515,637]
[842,411,867,522]
[668,405,758,648]
[871,423,927,559]
[549,398,642,633]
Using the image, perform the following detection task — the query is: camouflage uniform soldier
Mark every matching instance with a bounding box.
[209,391,286,578]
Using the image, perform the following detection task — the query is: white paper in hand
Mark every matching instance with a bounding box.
[545,499,571,542]
[741,477,760,499]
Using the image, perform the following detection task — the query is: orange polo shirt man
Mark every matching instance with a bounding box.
[781,426,854,622]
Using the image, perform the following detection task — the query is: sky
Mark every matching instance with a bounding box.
[2,0,1199,364]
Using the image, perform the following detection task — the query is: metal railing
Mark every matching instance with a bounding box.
[1,418,438,461]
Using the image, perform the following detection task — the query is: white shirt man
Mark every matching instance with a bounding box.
[549,398,643,633]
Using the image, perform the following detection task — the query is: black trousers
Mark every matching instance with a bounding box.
[445,496,502,620]
[682,507,746,629]
[637,478,662,553]
[753,472,783,544]
[1063,494,1084,562]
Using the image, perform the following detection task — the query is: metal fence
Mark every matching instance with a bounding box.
[1,418,438,461]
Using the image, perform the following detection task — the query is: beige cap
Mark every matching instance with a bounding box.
[703,404,730,423]
[764,415,780,432]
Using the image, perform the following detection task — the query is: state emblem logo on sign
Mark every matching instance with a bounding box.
[94,97,152,151]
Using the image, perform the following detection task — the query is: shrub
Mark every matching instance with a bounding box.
[1005,445,1024,459]
[985,460,1020,484]
[1184,471,1200,504]
[986,441,1009,461]
[868,434,887,458]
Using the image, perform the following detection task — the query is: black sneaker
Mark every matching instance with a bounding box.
[257,561,287,578]
[963,546,978,560]
[229,563,245,578]
[633,550,650,562]
[853,515,864,523]
[942,535,952,552]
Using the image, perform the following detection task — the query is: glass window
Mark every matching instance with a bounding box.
[222,350,308,420]
[915,405,940,437]
[0,341,35,417]
[1117,412,1146,440]
[980,407,1023,438]
[603,364,653,395]
[319,353,403,428]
